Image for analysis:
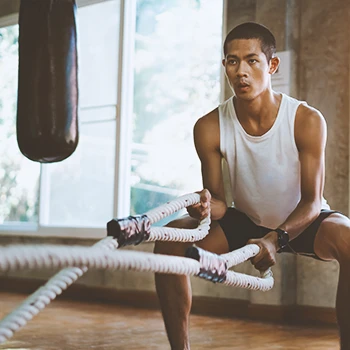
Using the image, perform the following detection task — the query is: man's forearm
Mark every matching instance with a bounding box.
[277,199,322,240]
[210,196,227,221]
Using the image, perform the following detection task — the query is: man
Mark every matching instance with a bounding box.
[154,22,350,350]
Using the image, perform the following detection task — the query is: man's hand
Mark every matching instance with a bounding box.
[247,231,279,272]
[187,189,211,220]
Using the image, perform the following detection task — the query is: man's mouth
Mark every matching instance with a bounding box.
[237,82,250,91]
[237,81,249,88]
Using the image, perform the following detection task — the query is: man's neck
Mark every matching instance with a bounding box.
[234,89,280,124]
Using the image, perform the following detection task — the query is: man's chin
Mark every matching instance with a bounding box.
[234,91,255,100]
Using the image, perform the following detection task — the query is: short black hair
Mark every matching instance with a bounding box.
[223,22,276,62]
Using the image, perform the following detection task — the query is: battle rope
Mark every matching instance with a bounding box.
[0,244,273,290]
[0,193,274,344]
[0,193,209,343]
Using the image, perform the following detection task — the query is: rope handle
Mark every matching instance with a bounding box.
[186,244,272,286]
[107,193,211,246]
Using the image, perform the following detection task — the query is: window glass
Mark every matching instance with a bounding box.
[131,0,223,221]
[41,0,120,227]
[0,24,40,225]
[78,0,120,108]
[42,118,116,227]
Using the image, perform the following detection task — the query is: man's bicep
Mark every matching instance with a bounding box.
[299,149,325,204]
[296,106,327,204]
[200,150,226,202]
[194,112,225,202]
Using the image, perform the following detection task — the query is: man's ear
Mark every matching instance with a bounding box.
[269,56,280,75]
[222,58,226,67]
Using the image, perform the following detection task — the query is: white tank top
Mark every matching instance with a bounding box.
[219,93,330,229]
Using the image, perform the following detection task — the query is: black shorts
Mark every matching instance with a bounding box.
[218,207,342,260]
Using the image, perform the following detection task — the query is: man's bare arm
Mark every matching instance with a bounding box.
[250,104,327,271]
[276,104,327,240]
[192,109,227,221]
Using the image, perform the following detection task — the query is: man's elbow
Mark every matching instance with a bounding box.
[301,196,322,217]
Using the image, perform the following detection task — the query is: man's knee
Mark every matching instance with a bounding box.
[315,214,350,262]
[336,226,350,263]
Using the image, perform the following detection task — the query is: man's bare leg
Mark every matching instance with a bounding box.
[155,263,192,349]
[336,262,350,349]
[154,217,229,350]
[314,213,350,350]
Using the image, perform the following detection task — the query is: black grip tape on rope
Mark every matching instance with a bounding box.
[106,215,151,247]
[17,0,79,163]
[185,246,227,283]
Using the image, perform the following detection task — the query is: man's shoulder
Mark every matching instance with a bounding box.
[279,92,323,121]
[294,102,327,151]
[194,107,220,130]
[295,103,326,128]
[194,108,221,149]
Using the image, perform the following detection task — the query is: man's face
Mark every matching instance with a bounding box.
[222,38,278,100]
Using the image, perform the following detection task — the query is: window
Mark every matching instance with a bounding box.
[0,0,224,236]
[40,0,121,228]
[0,24,40,226]
[130,0,223,225]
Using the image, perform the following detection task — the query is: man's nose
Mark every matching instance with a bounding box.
[236,62,248,77]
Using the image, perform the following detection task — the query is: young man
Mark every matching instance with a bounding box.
[154,22,350,350]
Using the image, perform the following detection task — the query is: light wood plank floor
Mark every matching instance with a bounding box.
[0,292,339,350]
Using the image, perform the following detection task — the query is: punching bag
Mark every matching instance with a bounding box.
[17,0,79,163]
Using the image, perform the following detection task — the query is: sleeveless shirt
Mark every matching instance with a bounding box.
[218,93,330,229]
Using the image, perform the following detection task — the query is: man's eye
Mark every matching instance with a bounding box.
[249,59,257,64]
[228,60,237,65]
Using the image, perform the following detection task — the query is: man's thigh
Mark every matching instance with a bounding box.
[217,207,267,252]
[196,220,230,255]
[313,212,350,261]
[281,210,343,260]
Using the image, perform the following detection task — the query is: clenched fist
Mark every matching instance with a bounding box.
[187,189,211,221]
[247,231,279,272]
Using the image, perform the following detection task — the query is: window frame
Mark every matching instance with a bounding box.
[0,0,226,239]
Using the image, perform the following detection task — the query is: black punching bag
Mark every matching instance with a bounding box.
[17,0,79,163]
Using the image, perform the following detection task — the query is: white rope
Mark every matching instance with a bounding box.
[148,217,210,242]
[115,192,211,243]
[0,242,274,343]
[145,193,201,224]
[0,245,273,290]
[222,244,274,291]
[224,269,273,291]
[0,247,199,275]
[0,245,273,292]
[0,193,206,344]
[222,244,260,268]
[0,193,275,344]
[0,237,118,343]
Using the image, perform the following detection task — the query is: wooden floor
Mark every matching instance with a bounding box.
[0,292,339,350]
